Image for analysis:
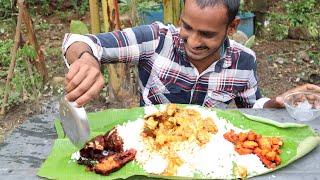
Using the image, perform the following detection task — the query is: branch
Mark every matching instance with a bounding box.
[1,9,22,115]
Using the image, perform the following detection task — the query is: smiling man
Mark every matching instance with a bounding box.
[62,0,320,108]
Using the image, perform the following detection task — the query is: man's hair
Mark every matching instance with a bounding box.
[184,0,240,24]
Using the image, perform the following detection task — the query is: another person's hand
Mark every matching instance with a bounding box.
[264,84,320,108]
[65,52,104,107]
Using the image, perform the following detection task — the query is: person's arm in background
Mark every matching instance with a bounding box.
[62,23,162,106]
[233,52,320,108]
[263,84,320,108]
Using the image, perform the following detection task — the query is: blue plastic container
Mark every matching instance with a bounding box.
[140,8,164,25]
[237,12,255,37]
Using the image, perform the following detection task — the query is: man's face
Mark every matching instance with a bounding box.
[180,0,230,62]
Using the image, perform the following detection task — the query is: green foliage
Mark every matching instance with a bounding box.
[0,40,43,109]
[0,39,13,67]
[308,49,320,65]
[266,0,319,40]
[71,0,89,16]
[56,11,72,22]
[267,16,289,41]
[70,20,89,34]
[285,0,319,37]
[118,0,163,26]
[17,45,37,60]
[136,0,162,12]
[0,0,89,19]
[244,35,255,48]
[0,0,13,19]
[35,21,50,31]
[119,0,162,14]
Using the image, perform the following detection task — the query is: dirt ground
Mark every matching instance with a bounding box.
[255,40,319,97]
[0,13,319,142]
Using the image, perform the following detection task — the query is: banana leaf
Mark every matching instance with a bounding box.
[38,106,320,179]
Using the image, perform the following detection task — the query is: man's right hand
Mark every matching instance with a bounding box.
[65,52,105,107]
[263,83,320,108]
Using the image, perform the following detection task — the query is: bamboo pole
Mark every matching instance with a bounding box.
[17,0,48,82]
[163,0,174,24]
[101,0,136,107]
[163,0,181,25]
[1,8,22,115]
[102,0,122,98]
[89,0,101,33]
[101,0,121,32]
[173,0,181,25]
[101,0,110,32]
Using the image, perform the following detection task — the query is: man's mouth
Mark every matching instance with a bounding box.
[187,46,208,55]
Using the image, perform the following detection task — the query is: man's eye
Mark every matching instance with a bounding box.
[183,23,192,30]
[200,32,216,38]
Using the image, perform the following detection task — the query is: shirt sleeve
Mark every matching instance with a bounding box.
[62,34,103,68]
[62,22,162,65]
[253,97,271,108]
[235,54,262,108]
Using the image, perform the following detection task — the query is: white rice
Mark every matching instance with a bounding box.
[74,105,268,178]
[116,105,269,178]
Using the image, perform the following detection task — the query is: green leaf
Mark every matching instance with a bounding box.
[70,20,89,35]
[244,35,255,48]
[38,106,320,179]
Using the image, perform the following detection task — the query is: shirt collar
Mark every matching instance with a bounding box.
[215,38,233,73]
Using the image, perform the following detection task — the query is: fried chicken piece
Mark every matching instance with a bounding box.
[104,128,124,152]
[79,128,124,161]
[236,147,253,155]
[265,151,277,161]
[78,128,138,176]
[257,137,272,150]
[260,156,276,169]
[235,143,253,155]
[271,137,283,146]
[238,132,248,142]
[223,130,238,143]
[242,140,259,149]
[247,131,257,141]
[93,149,137,175]
[166,104,178,116]
[275,155,281,165]
[145,117,159,130]
[253,147,262,155]
[80,135,107,161]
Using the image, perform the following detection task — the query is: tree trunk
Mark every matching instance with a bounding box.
[1,8,22,115]
[89,0,101,33]
[163,0,181,26]
[101,0,138,108]
[17,0,48,82]
[163,0,173,24]
[172,0,181,25]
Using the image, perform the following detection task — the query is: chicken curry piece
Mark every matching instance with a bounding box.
[142,104,218,175]
[224,130,283,169]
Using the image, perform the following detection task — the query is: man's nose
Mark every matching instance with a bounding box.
[187,32,202,48]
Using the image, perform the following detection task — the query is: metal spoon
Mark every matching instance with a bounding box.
[59,97,90,148]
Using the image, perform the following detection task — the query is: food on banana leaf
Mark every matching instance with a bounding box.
[73,104,288,178]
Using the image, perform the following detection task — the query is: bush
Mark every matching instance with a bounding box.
[265,0,319,40]
[0,40,43,110]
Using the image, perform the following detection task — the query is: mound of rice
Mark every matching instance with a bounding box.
[116,105,268,178]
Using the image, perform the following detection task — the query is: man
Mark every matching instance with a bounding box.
[62,0,320,108]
